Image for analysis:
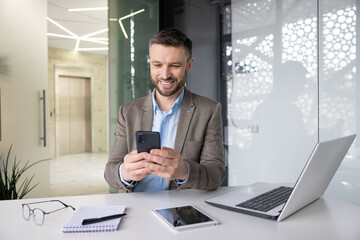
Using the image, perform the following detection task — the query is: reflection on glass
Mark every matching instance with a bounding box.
[319,0,359,206]
[320,5,356,137]
[108,0,159,146]
[228,0,318,185]
[156,206,213,227]
[226,0,359,205]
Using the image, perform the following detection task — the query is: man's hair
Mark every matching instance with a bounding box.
[149,28,192,62]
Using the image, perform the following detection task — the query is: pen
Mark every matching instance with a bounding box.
[82,213,127,225]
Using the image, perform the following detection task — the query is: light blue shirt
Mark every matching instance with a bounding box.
[119,88,189,191]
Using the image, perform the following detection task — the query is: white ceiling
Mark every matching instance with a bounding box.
[47,0,108,55]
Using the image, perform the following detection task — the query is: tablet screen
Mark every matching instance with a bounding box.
[153,205,218,231]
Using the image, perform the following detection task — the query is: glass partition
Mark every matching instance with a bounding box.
[225,0,360,206]
[319,0,359,205]
[108,0,159,146]
[227,0,318,186]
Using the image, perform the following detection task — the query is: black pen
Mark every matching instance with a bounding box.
[82,213,127,225]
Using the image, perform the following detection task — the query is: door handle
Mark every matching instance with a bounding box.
[39,90,46,147]
[0,88,2,141]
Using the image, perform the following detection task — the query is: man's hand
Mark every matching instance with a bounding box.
[121,150,153,182]
[144,147,188,180]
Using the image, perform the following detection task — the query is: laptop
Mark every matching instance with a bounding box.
[206,134,356,221]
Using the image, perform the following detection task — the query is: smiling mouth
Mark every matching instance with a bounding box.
[160,80,174,85]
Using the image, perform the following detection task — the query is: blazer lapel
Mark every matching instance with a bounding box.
[174,90,195,153]
[141,94,153,131]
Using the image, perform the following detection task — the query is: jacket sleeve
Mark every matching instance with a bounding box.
[104,105,136,193]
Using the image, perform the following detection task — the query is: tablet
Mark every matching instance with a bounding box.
[152,205,219,231]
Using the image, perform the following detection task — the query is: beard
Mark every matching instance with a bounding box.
[151,73,187,97]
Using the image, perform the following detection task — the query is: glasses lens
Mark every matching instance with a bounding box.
[33,209,45,226]
[22,204,31,221]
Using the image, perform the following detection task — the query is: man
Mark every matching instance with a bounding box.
[104,28,225,193]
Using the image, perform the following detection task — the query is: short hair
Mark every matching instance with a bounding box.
[149,28,192,62]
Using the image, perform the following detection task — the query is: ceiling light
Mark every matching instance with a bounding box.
[118,9,145,39]
[47,17,77,37]
[47,33,77,40]
[47,17,108,53]
[68,7,108,12]
[74,39,80,52]
[82,29,108,38]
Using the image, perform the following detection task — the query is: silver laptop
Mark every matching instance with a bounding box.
[206,134,356,221]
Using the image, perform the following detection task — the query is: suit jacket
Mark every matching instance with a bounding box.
[104,89,225,192]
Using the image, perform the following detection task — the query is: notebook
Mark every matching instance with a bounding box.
[62,205,126,233]
[206,134,356,221]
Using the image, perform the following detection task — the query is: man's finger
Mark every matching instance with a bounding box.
[123,160,146,171]
[150,148,177,159]
[144,161,163,172]
[125,152,148,163]
[145,154,175,168]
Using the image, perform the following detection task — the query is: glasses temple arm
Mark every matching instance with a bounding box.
[50,200,76,210]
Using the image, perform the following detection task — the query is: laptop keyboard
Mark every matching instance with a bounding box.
[236,186,293,212]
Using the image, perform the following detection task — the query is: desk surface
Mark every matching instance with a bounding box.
[0,186,359,240]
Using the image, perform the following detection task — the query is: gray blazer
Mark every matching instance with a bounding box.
[104,89,225,192]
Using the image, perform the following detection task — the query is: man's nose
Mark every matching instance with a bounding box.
[160,67,171,79]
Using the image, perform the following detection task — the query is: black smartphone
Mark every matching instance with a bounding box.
[136,131,161,153]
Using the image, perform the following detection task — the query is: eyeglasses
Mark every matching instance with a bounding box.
[22,200,76,226]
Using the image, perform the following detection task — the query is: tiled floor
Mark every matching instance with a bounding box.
[49,152,110,197]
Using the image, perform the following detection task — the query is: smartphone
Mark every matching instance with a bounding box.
[136,131,161,153]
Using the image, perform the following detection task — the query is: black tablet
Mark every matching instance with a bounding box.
[152,205,219,231]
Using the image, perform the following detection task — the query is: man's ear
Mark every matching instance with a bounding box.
[186,58,194,73]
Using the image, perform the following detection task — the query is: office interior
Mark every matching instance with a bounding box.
[0,0,359,207]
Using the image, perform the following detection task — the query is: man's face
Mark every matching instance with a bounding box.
[150,44,193,97]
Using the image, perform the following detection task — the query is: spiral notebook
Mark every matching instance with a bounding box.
[62,205,126,233]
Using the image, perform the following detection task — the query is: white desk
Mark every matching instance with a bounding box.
[0,187,359,240]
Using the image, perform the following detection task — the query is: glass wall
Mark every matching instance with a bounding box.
[319,0,359,205]
[0,0,50,198]
[225,0,359,205]
[227,0,318,186]
[108,0,159,145]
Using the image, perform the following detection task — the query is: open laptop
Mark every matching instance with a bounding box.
[206,134,356,221]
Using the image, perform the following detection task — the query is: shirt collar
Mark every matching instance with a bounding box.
[152,88,185,114]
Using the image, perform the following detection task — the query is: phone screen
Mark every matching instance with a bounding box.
[153,205,219,231]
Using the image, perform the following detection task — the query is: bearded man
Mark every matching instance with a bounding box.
[105,28,225,193]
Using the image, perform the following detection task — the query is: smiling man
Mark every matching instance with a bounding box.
[104,29,225,193]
